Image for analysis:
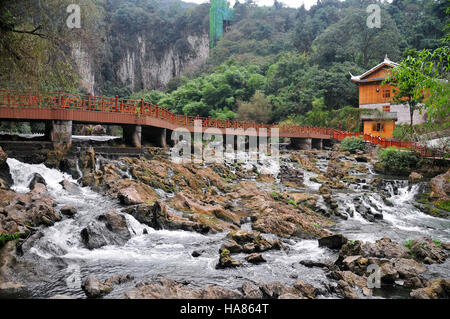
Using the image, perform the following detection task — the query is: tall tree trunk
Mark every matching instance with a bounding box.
[410,104,414,142]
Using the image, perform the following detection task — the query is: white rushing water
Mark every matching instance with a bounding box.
[5,156,450,299]
[6,158,333,299]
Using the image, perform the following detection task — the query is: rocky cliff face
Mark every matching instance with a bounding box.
[117,33,209,91]
[72,33,209,94]
[72,41,96,95]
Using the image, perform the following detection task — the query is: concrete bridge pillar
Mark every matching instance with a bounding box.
[291,138,312,150]
[311,138,323,150]
[123,125,142,148]
[45,120,72,147]
[142,126,167,148]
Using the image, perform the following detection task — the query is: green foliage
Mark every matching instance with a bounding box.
[236,91,272,123]
[340,137,366,153]
[436,200,450,212]
[404,240,413,250]
[433,239,443,248]
[288,199,298,208]
[0,233,20,248]
[377,147,420,172]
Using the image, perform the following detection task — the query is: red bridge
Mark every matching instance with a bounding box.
[0,89,438,157]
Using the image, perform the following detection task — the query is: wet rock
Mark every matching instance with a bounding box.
[279,165,304,187]
[0,146,12,187]
[30,183,47,194]
[293,281,317,299]
[409,172,424,184]
[391,258,426,279]
[241,282,263,299]
[191,250,202,257]
[409,237,447,264]
[216,249,242,269]
[60,205,77,217]
[172,192,240,226]
[299,260,333,269]
[60,179,80,194]
[80,211,131,250]
[104,274,134,286]
[380,261,399,284]
[28,173,46,190]
[226,230,273,252]
[124,277,243,299]
[246,253,266,264]
[410,278,450,299]
[334,280,357,299]
[81,148,96,176]
[100,210,131,241]
[258,282,299,299]
[329,270,367,289]
[319,234,348,250]
[319,185,332,195]
[362,238,411,259]
[126,201,209,234]
[0,282,27,296]
[429,169,450,199]
[118,187,147,205]
[81,275,113,298]
[220,240,243,254]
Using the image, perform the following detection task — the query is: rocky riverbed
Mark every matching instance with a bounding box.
[0,143,449,299]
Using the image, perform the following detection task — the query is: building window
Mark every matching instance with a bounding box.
[383,105,390,112]
[372,122,384,132]
[383,89,391,98]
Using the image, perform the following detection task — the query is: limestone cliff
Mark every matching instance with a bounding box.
[72,32,209,95]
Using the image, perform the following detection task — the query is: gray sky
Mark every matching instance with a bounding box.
[189,0,319,9]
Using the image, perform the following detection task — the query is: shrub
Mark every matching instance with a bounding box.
[377,147,420,172]
[340,137,366,153]
[0,233,21,248]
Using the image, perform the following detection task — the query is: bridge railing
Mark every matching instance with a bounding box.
[0,89,445,158]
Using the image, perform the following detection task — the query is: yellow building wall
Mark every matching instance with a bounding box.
[359,82,393,105]
[363,120,395,138]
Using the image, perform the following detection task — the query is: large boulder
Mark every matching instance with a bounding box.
[60,205,77,217]
[409,172,424,184]
[246,253,266,264]
[81,275,112,298]
[408,237,447,264]
[226,230,274,252]
[124,277,243,299]
[257,281,300,299]
[216,249,242,269]
[410,278,450,299]
[80,211,131,250]
[28,173,46,190]
[241,282,263,299]
[430,169,450,199]
[117,183,157,206]
[0,146,12,187]
[60,179,81,195]
[125,201,209,234]
[319,234,348,250]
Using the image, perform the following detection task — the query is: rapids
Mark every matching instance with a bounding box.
[4,152,450,299]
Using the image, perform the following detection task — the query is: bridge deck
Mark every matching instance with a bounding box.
[0,89,444,157]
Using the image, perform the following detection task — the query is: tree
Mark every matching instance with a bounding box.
[384,56,428,141]
[236,91,272,123]
[312,7,403,68]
